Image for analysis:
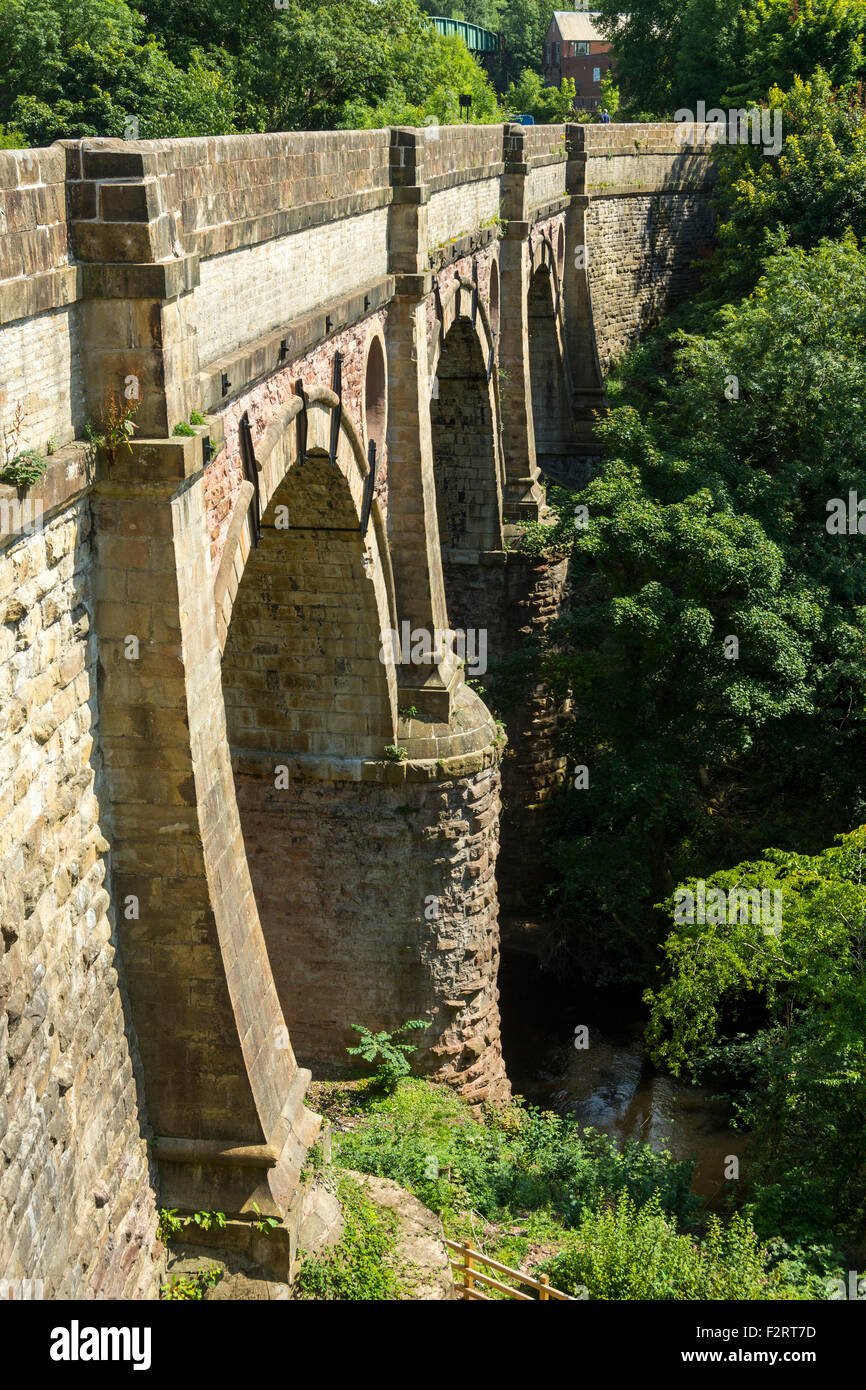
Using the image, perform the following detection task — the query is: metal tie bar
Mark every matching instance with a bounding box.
[328,352,343,469]
[238,411,261,548]
[360,440,377,538]
[294,380,308,467]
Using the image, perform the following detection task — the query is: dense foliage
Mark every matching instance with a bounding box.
[646,827,866,1263]
[542,1194,806,1300]
[0,0,237,142]
[595,0,866,114]
[710,70,866,295]
[333,1079,698,1227]
[508,60,866,1278]
[528,233,866,986]
[316,1077,820,1298]
[0,0,567,143]
[294,1172,405,1300]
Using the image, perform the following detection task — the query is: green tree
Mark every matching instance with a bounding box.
[646,826,866,1258]
[526,236,866,985]
[674,0,742,109]
[499,0,555,82]
[728,0,866,104]
[0,0,236,141]
[504,68,575,121]
[710,71,866,296]
[594,0,683,113]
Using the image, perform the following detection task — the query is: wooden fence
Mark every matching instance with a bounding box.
[445,1239,576,1302]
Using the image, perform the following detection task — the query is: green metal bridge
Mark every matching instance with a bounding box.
[429,16,501,53]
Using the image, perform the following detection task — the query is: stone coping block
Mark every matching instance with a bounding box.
[0,440,94,554]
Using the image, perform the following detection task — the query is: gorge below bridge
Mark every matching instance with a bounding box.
[0,121,715,1294]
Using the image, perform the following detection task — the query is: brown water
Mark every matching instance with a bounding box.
[499,932,746,1204]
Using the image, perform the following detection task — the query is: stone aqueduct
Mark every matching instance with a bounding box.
[0,122,715,1294]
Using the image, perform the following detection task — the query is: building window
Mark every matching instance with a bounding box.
[554,42,560,63]
[544,44,549,64]
[593,66,601,82]
[577,42,590,55]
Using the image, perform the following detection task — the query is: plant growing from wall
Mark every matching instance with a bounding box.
[88,388,140,471]
[0,401,45,487]
[250,1201,281,1234]
[160,1265,223,1300]
[157,1207,226,1242]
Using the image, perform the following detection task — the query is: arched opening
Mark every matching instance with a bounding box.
[220,441,401,1067]
[489,259,500,338]
[364,334,387,458]
[528,265,574,483]
[430,316,501,557]
[222,450,392,762]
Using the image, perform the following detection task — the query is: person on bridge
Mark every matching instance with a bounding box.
[599,108,611,124]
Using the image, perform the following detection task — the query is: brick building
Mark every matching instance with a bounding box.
[542,11,614,112]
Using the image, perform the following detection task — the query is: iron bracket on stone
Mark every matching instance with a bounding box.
[471,258,479,328]
[487,338,496,384]
[544,229,562,316]
[221,371,231,398]
[294,380,308,467]
[328,351,343,469]
[360,440,377,538]
[238,411,261,548]
[433,277,443,326]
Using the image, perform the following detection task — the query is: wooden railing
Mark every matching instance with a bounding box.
[445,1239,576,1302]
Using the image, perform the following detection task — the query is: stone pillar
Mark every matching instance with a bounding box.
[385,129,461,721]
[75,139,318,1225]
[498,124,546,524]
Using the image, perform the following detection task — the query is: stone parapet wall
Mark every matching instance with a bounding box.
[194,207,389,367]
[0,148,69,285]
[568,122,704,155]
[420,125,504,189]
[0,147,84,456]
[169,131,391,254]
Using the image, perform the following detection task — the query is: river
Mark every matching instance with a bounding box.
[499,924,747,1205]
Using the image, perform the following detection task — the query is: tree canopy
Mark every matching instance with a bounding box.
[595,0,866,114]
[0,0,510,142]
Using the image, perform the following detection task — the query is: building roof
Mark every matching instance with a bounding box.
[552,11,608,42]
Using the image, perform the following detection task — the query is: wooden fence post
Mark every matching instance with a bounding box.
[465,1241,476,1297]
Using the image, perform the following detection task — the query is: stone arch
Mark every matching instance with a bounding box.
[220,400,397,763]
[363,328,387,459]
[209,391,424,1073]
[215,390,398,704]
[429,283,504,566]
[527,255,574,482]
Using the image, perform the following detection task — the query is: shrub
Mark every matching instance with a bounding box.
[541,1193,807,1300]
[346,1019,426,1092]
[334,1080,698,1228]
[294,1173,404,1300]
